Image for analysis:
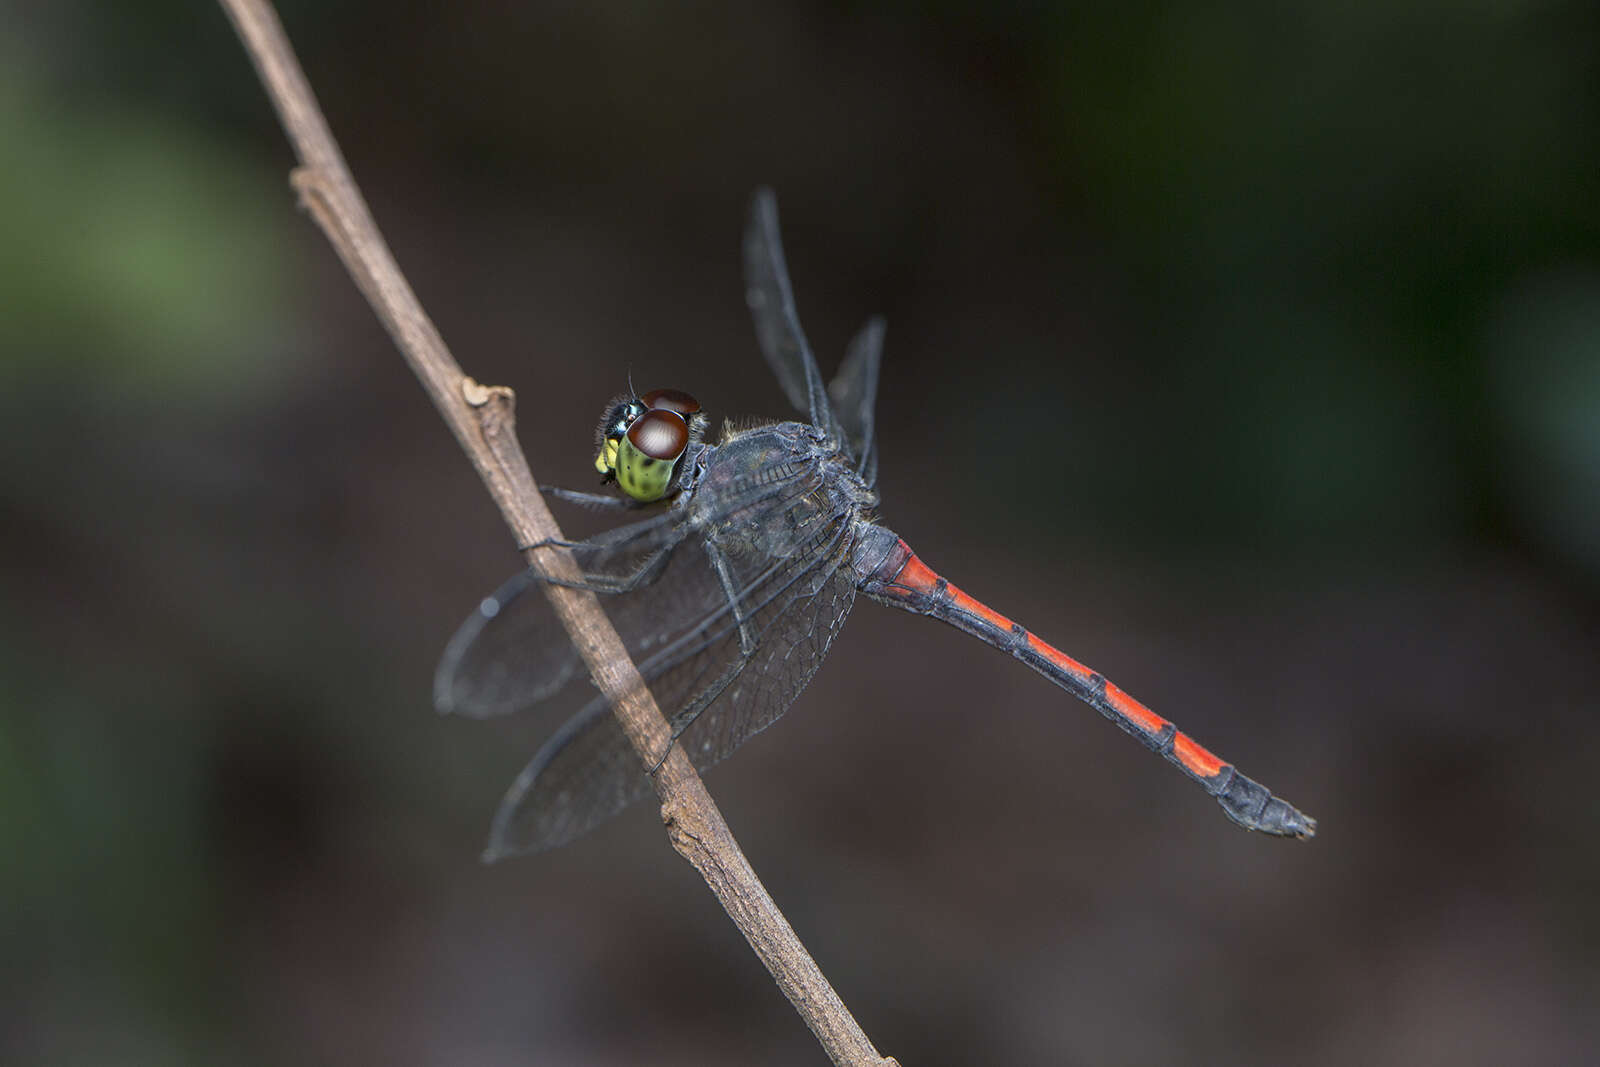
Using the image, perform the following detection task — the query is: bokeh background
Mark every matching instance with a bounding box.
[5,2,1598,1064]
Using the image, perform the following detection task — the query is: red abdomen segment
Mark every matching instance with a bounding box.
[859,536,1316,838]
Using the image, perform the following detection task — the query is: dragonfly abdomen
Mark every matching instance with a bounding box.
[858,533,1316,839]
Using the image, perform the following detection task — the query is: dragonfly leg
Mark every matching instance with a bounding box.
[706,541,760,655]
[536,542,678,596]
[542,485,655,511]
[663,654,752,764]
[519,510,690,594]
[517,535,588,552]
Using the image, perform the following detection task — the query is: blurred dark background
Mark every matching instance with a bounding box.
[4,2,1598,1064]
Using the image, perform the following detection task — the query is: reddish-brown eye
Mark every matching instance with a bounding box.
[641,388,700,418]
[627,409,689,460]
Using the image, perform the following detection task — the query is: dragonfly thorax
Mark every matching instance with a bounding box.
[594,388,706,502]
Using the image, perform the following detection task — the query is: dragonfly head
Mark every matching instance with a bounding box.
[593,387,705,502]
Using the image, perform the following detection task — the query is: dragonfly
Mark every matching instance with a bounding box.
[437,190,1317,860]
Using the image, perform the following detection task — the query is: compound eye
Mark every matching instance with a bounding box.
[641,388,700,418]
[626,409,689,461]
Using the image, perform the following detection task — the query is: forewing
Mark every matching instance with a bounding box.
[743,188,842,444]
[436,433,837,721]
[484,499,862,857]
[829,316,885,488]
[434,510,713,719]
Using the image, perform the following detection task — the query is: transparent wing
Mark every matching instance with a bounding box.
[743,188,843,445]
[484,492,862,858]
[436,445,821,720]
[433,508,705,719]
[829,316,885,489]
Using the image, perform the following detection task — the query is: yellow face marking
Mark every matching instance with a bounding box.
[595,437,620,474]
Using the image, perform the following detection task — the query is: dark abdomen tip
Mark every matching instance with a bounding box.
[1216,771,1317,839]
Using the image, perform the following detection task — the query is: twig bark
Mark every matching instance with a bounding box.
[216,2,899,1064]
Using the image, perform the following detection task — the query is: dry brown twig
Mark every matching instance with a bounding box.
[215,2,900,1064]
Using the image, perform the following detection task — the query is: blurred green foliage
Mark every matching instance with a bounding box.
[978,1,1600,567]
[0,72,290,396]
[1488,270,1600,579]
